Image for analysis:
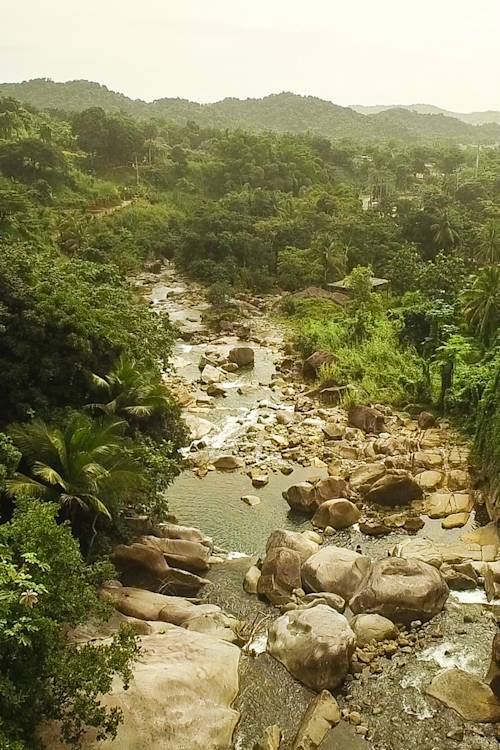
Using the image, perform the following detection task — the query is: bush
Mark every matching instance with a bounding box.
[207,281,233,307]
[0,500,138,748]
[288,302,426,405]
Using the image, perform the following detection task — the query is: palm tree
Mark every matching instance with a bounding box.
[7,413,143,539]
[462,266,500,347]
[88,355,174,431]
[476,220,500,266]
[431,211,460,251]
[323,241,348,284]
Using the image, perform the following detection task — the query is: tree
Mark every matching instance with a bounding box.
[462,266,500,347]
[0,138,67,185]
[88,354,184,441]
[431,210,460,251]
[0,243,176,423]
[344,265,382,341]
[476,220,500,266]
[0,499,138,749]
[7,413,144,541]
[57,212,91,256]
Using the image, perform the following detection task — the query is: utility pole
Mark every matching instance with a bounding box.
[134,154,140,185]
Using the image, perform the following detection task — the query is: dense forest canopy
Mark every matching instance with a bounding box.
[0,91,499,747]
[2,78,500,144]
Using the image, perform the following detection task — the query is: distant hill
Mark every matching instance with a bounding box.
[1,78,500,144]
[352,102,500,126]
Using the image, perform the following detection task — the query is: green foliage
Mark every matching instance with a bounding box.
[0,433,21,493]
[462,266,500,347]
[0,243,176,423]
[289,301,426,405]
[277,247,323,291]
[207,281,233,308]
[0,499,138,749]
[88,354,186,445]
[475,357,500,500]
[343,265,383,341]
[7,413,144,533]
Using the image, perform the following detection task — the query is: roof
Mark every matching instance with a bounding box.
[290,287,350,306]
[328,277,389,292]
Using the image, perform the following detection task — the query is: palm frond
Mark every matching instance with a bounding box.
[32,462,67,488]
[6,474,48,499]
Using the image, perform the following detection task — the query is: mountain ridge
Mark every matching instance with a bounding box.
[1,78,499,144]
[352,102,500,126]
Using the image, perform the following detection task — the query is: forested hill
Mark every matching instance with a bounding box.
[2,78,500,144]
[353,103,500,126]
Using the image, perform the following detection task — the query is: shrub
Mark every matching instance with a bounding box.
[0,500,138,748]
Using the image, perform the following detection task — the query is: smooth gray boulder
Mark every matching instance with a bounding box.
[350,557,449,624]
[268,605,356,691]
[301,546,372,602]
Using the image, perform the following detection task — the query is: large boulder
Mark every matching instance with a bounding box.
[484,561,500,601]
[426,668,500,722]
[440,562,478,591]
[213,455,244,470]
[348,404,385,434]
[303,351,335,378]
[257,547,302,605]
[301,546,372,601]
[292,690,341,750]
[112,543,169,579]
[364,471,423,506]
[391,537,443,569]
[350,558,449,624]
[283,479,348,515]
[486,633,500,697]
[283,482,317,513]
[268,605,356,691]
[349,462,386,493]
[349,614,398,646]
[138,536,211,573]
[228,346,255,368]
[314,477,349,503]
[40,629,240,750]
[312,499,360,530]
[425,492,474,518]
[417,411,437,429]
[156,522,213,549]
[414,470,443,491]
[102,586,220,626]
[201,364,224,384]
[110,550,209,596]
[266,529,319,563]
[184,414,214,441]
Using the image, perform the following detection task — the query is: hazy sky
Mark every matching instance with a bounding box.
[2,0,499,111]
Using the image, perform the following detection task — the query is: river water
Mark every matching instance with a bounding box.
[135,265,500,750]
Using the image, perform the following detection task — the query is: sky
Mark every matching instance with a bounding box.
[2,0,499,112]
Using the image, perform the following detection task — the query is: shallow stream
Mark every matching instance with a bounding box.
[136,265,500,750]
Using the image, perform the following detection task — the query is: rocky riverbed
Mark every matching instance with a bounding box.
[60,263,500,750]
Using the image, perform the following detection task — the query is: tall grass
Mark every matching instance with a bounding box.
[286,299,427,405]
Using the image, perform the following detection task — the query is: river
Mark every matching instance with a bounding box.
[133,263,500,750]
